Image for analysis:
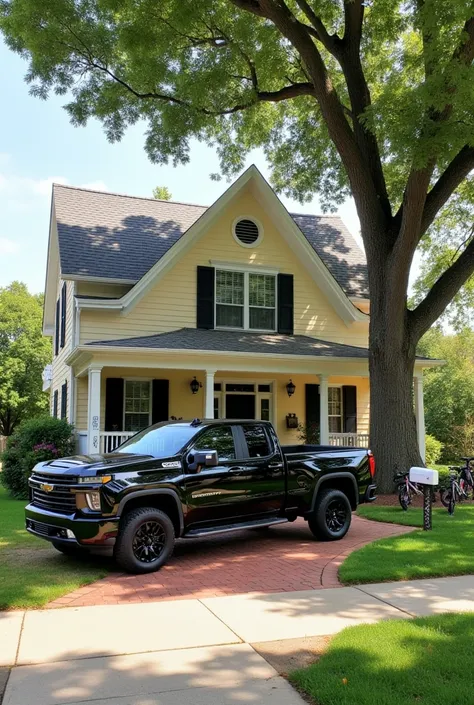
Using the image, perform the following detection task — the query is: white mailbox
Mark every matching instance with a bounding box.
[409,467,439,486]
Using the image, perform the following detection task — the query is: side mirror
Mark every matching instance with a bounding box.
[187,450,219,472]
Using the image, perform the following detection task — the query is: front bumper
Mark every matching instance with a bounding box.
[25,504,120,547]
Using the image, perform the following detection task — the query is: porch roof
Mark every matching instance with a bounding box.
[86,327,370,359]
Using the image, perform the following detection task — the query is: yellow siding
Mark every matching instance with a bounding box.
[80,186,369,347]
[50,279,74,422]
[76,282,132,298]
[75,367,369,445]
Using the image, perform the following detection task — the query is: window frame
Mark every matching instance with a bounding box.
[214,266,278,333]
[328,385,343,434]
[123,379,152,433]
[192,424,241,466]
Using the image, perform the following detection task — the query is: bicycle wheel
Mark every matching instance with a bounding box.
[398,486,411,511]
[448,492,455,515]
[440,488,452,508]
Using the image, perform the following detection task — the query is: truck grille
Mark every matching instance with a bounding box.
[30,472,78,514]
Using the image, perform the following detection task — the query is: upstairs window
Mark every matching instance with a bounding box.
[215,269,276,331]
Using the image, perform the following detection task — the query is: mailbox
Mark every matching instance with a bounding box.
[409,467,439,486]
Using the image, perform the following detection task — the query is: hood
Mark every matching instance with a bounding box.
[32,452,156,478]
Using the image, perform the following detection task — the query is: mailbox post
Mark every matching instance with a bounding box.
[409,467,439,530]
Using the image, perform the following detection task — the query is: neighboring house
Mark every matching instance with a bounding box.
[42,166,435,458]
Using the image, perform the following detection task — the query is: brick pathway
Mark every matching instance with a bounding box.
[47,516,413,608]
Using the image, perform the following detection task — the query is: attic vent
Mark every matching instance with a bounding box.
[233,218,262,247]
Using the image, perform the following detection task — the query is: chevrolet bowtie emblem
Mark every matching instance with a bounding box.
[40,483,54,492]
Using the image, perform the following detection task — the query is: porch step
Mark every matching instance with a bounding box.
[183,517,289,538]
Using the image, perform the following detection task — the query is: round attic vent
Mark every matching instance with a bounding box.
[233,218,263,247]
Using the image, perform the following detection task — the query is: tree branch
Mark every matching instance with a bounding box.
[454,16,474,64]
[294,0,341,54]
[409,235,474,339]
[421,145,474,233]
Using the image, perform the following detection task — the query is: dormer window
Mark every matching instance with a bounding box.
[215,269,276,331]
[232,217,263,247]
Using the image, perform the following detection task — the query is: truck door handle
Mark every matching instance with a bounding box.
[269,463,283,470]
[228,466,244,475]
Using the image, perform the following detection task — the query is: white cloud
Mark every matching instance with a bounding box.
[0,237,20,255]
[80,180,108,191]
[33,176,69,196]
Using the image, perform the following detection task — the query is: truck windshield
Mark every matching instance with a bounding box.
[117,425,197,458]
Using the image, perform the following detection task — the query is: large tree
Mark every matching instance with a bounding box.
[3,0,474,489]
[0,282,51,436]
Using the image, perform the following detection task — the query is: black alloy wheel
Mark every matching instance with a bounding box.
[115,507,175,574]
[325,499,349,532]
[132,520,166,563]
[308,488,352,541]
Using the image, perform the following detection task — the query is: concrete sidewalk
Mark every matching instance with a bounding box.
[2,574,474,705]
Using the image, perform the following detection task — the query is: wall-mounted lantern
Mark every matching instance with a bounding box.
[190,377,202,394]
[286,379,296,397]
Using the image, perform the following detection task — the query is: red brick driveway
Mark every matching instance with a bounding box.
[48,516,413,608]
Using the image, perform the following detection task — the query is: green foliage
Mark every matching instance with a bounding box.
[1,416,75,498]
[152,185,172,200]
[0,282,51,436]
[297,421,320,445]
[418,329,474,461]
[291,614,474,705]
[425,434,443,465]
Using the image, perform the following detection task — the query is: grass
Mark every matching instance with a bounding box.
[0,486,110,609]
[290,613,474,705]
[339,503,474,584]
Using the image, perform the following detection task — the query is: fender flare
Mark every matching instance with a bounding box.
[309,472,359,512]
[117,489,185,536]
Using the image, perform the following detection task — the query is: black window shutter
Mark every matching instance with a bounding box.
[105,378,124,431]
[55,299,60,356]
[305,384,320,429]
[60,381,68,420]
[196,266,215,329]
[152,380,169,424]
[53,390,59,418]
[277,274,294,335]
[342,385,357,433]
[60,283,67,348]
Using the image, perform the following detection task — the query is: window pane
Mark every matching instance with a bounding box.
[249,274,275,307]
[125,413,149,432]
[260,399,270,421]
[226,383,255,392]
[124,381,150,432]
[195,426,236,461]
[249,307,275,330]
[216,270,244,305]
[329,417,342,433]
[213,397,220,420]
[258,384,271,392]
[216,304,244,328]
[243,425,271,458]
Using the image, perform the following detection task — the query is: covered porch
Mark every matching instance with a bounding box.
[67,328,427,459]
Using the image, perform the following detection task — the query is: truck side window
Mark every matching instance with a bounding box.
[194,426,236,462]
[242,425,271,458]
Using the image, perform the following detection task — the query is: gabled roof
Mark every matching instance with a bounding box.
[53,174,368,298]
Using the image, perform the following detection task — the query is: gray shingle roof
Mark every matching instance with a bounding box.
[86,328,370,359]
[54,183,369,297]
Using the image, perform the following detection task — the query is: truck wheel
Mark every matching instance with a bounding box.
[114,507,175,574]
[52,542,89,557]
[308,489,352,541]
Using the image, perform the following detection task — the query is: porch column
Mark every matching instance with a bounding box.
[414,373,426,463]
[204,370,216,419]
[319,374,329,445]
[87,366,102,455]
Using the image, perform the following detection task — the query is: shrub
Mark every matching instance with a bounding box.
[297,422,320,445]
[442,415,474,462]
[425,434,443,466]
[1,416,75,498]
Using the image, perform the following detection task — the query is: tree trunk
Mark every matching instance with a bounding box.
[367,245,423,494]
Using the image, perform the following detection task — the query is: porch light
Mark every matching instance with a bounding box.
[286,379,296,397]
[190,377,202,394]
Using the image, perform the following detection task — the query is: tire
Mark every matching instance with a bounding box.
[440,488,455,508]
[52,541,89,557]
[398,486,410,511]
[307,489,352,541]
[114,507,175,574]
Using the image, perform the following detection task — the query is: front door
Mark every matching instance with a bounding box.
[226,394,255,419]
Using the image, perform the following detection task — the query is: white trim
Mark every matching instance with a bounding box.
[231,215,264,248]
[62,274,137,284]
[76,299,124,311]
[414,375,426,462]
[87,367,102,454]
[211,261,279,275]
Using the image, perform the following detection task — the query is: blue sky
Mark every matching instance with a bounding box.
[0,38,364,295]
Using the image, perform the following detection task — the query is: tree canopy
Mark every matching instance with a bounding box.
[0,282,51,436]
[152,185,172,200]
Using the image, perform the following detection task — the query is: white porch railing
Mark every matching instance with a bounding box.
[329,433,370,447]
[100,431,135,454]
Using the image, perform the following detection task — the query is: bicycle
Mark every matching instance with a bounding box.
[440,457,474,513]
[395,471,423,510]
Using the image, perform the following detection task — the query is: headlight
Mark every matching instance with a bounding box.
[78,476,112,484]
[85,492,101,511]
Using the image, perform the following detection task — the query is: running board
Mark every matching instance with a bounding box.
[183,517,289,538]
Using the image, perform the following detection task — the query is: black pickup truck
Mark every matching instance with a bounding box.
[26,419,376,573]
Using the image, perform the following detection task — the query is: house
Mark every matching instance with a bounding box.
[42,166,435,458]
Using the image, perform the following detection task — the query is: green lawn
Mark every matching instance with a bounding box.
[0,487,111,609]
[340,503,474,584]
[291,613,474,705]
